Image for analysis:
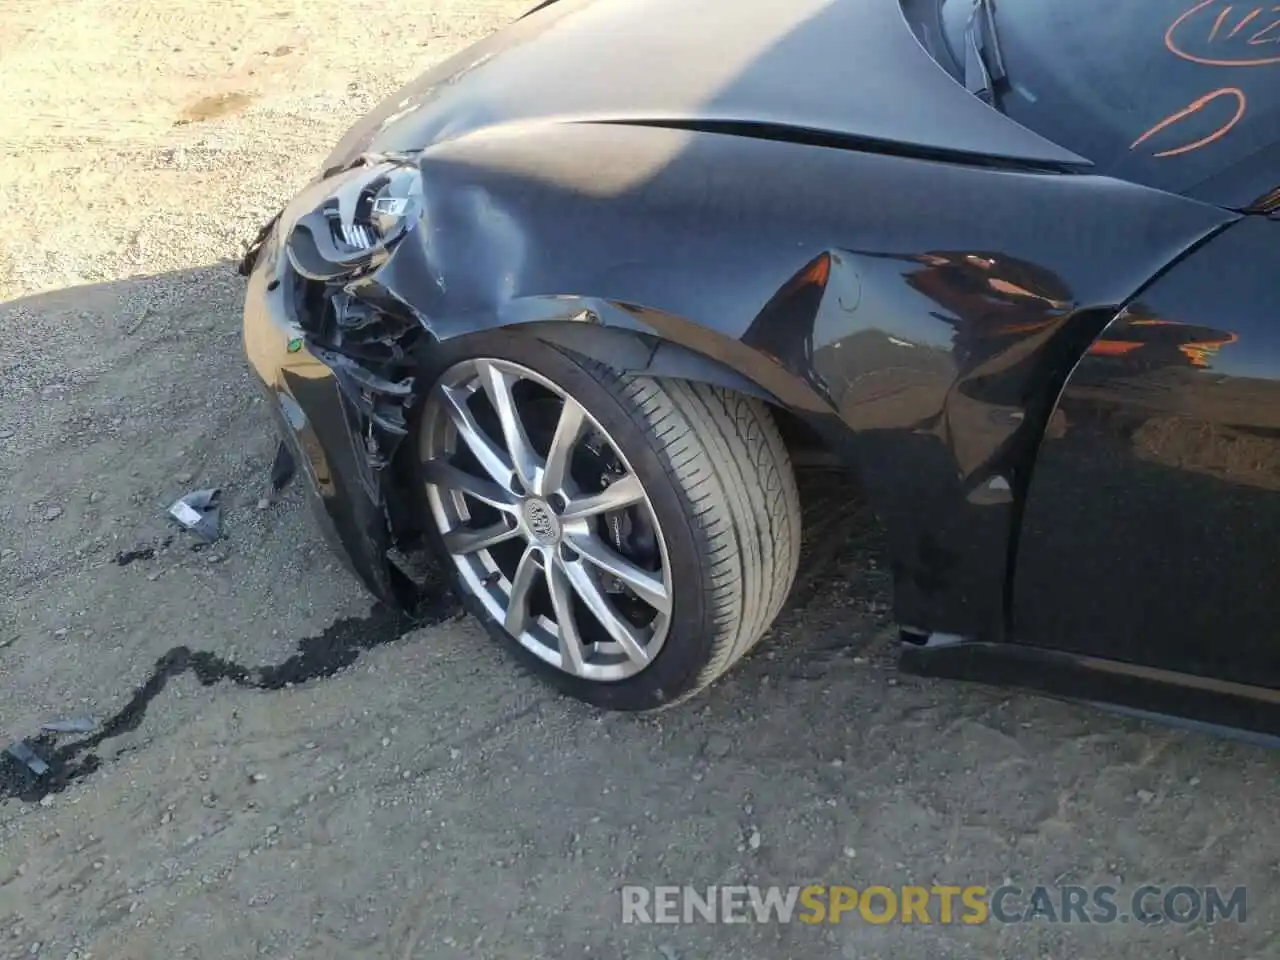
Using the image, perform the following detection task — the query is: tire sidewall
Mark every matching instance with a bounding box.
[410,329,717,710]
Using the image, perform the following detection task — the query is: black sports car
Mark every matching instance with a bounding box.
[241,0,1280,732]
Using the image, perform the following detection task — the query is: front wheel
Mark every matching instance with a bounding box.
[414,332,802,710]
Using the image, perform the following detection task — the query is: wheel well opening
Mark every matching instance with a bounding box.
[765,403,842,471]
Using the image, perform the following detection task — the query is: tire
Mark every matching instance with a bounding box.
[412,329,802,710]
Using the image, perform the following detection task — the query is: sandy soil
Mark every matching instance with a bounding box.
[1,1,1279,958]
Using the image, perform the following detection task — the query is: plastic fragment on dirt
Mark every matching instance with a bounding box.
[41,717,100,734]
[5,741,49,777]
[168,488,222,543]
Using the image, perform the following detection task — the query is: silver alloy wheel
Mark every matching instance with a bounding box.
[420,358,673,681]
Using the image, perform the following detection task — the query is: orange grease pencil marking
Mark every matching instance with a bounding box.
[1130,87,1247,157]
[1248,9,1280,42]
[1167,0,1280,63]
[1227,6,1261,35]
[1211,5,1235,37]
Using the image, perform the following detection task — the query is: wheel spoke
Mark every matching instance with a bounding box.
[559,473,645,521]
[443,519,520,556]
[421,458,518,513]
[538,397,587,496]
[504,547,541,636]
[545,558,587,675]
[559,557,651,666]
[476,360,540,493]
[566,532,670,614]
[437,383,514,487]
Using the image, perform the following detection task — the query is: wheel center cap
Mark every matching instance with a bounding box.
[522,498,562,545]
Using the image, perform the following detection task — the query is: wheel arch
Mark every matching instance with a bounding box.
[417,299,845,467]
[479,318,778,402]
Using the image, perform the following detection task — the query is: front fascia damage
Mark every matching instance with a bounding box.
[239,161,442,608]
[244,119,1234,638]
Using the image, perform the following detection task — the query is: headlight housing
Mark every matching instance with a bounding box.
[284,160,424,283]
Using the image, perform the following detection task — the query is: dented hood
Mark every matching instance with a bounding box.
[322,0,1088,172]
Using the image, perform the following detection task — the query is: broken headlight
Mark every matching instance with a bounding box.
[284,161,424,283]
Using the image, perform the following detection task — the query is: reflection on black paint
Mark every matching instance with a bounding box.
[739,251,834,403]
[0,600,458,803]
[1084,301,1239,374]
[868,248,1074,376]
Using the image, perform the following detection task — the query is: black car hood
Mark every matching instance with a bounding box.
[322,0,1088,172]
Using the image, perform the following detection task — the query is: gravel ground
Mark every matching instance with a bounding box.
[1,2,1279,958]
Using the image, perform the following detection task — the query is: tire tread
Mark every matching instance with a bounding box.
[569,356,802,704]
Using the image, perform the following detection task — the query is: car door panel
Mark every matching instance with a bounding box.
[1013,216,1280,688]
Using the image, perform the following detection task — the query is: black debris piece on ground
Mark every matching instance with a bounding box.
[113,546,155,566]
[113,535,174,567]
[270,440,296,492]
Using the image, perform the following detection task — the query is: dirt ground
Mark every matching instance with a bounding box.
[1,1,1278,958]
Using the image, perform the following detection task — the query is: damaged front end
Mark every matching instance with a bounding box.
[241,158,447,612]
